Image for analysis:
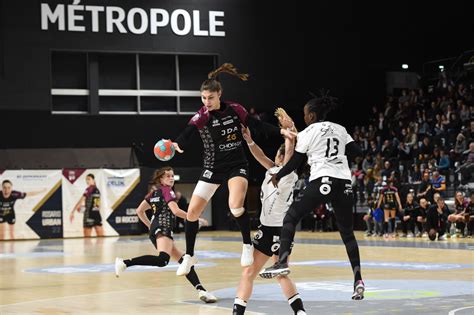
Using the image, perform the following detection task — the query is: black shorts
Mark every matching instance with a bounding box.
[149,212,174,248]
[199,163,249,184]
[253,225,292,257]
[83,210,102,228]
[0,210,15,225]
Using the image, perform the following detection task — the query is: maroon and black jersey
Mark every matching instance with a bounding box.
[0,191,26,217]
[176,101,249,171]
[454,199,468,214]
[467,202,474,216]
[83,185,101,227]
[145,185,177,242]
[84,185,100,213]
[380,186,399,209]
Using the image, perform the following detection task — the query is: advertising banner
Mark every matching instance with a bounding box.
[0,170,62,240]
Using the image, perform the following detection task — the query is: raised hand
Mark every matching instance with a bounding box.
[172,142,184,153]
[241,124,252,143]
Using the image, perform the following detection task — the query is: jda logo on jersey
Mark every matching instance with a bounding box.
[203,170,213,179]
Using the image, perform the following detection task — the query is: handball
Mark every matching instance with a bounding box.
[154,139,175,161]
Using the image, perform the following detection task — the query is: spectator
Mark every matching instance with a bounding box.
[465,191,474,237]
[456,142,474,185]
[417,172,433,203]
[399,192,419,237]
[415,197,430,237]
[447,191,469,237]
[431,171,446,197]
[419,137,434,161]
[426,196,450,241]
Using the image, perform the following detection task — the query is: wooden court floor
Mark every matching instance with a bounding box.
[0,231,473,314]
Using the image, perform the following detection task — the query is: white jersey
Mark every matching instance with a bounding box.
[260,166,298,227]
[295,121,353,181]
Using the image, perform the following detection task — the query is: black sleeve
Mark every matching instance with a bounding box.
[175,124,198,150]
[345,141,363,162]
[246,115,281,139]
[275,151,306,180]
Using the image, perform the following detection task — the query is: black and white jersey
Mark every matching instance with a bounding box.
[260,166,298,227]
[295,121,353,181]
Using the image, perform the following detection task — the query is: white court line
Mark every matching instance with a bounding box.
[449,306,474,315]
[179,300,266,315]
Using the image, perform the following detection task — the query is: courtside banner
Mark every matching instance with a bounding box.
[0,170,62,240]
[101,169,141,236]
[62,169,103,237]
[62,168,140,238]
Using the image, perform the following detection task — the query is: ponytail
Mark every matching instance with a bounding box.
[200,63,249,92]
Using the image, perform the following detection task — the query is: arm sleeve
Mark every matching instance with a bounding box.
[247,115,281,139]
[161,186,177,203]
[83,186,93,198]
[175,124,198,150]
[345,141,363,162]
[275,151,306,181]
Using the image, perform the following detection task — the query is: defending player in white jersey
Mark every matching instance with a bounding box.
[232,112,306,315]
[259,92,365,301]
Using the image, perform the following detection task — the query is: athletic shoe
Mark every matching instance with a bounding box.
[415,232,422,237]
[241,244,254,267]
[198,290,217,303]
[407,232,414,238]
[438,234,447,241]
[422,232,428,238]
[401,233,407,238]
[351,280,365,300]
[176,254,198,276]
[259,262,290,279]
[296,311,307,315]
[115,257,127,278]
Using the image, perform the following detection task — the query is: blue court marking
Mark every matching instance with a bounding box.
[212,280,474,301]
[194,250,240,259]
[24,261,216,274]
[174,235,474,250]
[291,260,474,270]
[0,252,67,259]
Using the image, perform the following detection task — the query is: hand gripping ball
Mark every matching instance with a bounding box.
[154,139,175,161]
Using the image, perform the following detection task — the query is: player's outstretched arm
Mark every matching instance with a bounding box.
[241,124,274,170]
[25,187,47,197]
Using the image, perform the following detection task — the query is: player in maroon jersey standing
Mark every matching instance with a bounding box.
[0,179,45,240]
[171,63,295,276]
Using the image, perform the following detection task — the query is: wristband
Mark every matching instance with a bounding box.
[247,141,255,146]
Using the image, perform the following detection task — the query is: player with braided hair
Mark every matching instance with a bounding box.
[259,91,366,300]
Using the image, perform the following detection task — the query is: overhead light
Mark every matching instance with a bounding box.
[402,64,409,69]
[439,65,444,70]
[174,175,180,181]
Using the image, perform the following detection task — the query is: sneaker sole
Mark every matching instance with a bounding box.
[352,285,365,300]
[259,268,291,279]
[200,296,217,303]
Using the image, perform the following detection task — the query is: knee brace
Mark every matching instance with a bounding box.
[157,251,170,267]
[230,207,245,217]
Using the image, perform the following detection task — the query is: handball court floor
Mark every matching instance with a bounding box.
[0,231,473,315]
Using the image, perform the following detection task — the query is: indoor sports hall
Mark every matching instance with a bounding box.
[1,1,473,315]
